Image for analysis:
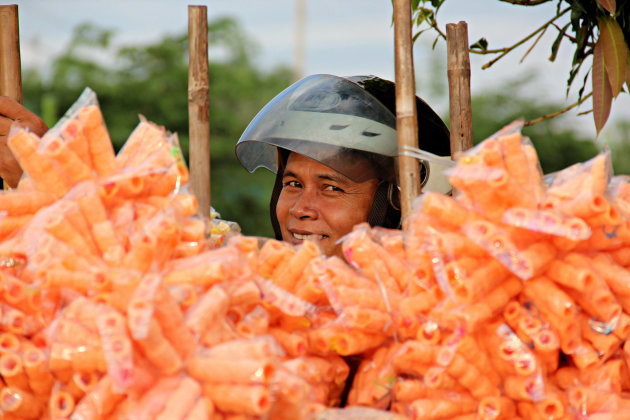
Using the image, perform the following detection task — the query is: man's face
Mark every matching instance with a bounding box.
[276,152,380,257]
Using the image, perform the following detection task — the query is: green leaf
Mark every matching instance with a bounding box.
[596,0,616,14]
[598,16,628,98]
[592,39,613,134]
[549,23,570,62]
[470,38,488,52]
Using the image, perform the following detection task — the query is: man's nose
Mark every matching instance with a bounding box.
[290,188,318,219]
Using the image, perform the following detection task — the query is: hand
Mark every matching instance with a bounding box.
[0,96,48,188]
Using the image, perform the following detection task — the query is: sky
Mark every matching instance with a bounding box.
[6,0,630,145]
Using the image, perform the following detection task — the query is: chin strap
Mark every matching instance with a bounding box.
[367,181,401,230]
[269,170,284,240]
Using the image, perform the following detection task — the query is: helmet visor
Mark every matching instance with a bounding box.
[235,74,398,183]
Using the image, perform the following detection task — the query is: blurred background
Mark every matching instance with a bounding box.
[8,0,630,237]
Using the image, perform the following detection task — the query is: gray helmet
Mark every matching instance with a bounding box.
[235,74,453,237]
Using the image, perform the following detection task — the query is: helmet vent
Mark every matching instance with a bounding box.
[361,131,380,137]
[329,124,349,130]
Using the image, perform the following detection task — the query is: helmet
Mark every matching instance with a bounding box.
[235,74,453,238]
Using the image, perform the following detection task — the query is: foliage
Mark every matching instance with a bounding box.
[406,0,630,134]
[22,18,292,238]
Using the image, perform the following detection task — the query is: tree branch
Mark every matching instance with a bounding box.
[524,92,592,126]
[499,0,552,5]
[478,6,570,69]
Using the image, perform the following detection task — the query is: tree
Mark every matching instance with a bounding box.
[408,0,630,134]
[22,18,292,238]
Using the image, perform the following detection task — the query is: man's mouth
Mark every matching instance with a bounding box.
[292,232,328,241]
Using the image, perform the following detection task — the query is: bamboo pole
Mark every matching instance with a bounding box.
[0,4,22,190]
[0,4,22,104]
[446,21,473,157]
[188,5,211,219]
[393,0,420,230]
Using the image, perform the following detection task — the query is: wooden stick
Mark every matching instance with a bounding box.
[188,5,211,219]
[446,21,473,158]
[393,0,420,230]
[0,4,22,104]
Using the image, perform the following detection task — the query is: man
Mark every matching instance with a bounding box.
[235,74,454,257]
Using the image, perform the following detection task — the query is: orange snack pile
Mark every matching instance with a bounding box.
[1,88,630,420]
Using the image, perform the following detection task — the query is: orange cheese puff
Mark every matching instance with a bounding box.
[338,305,391,334]
[420,192,480,229]
[268,328,307,357]
[453,258,509,303]
[567,385,622,414]
[533,386,567,419]
[154,376,203,420]
[461,276,523,332]
[516,401,545,420]
[0,190,54,216]
[551,366,580,390]
[416,320,441,344]
[203,383,271,417]
[570,342,600,371]
[202,336,279,360]
[181,217,207,243]
[7,130,71,197]
[319,328,384,356]
[163,246,245,287]
[116,120,166,168]
[49,389,76,418]
[393,378,431,402]
[0,386,42,418]
[237,305,270,337]
[478,395,517,420]
[436,347,500,399]
[185,285,229,337]
[134,318,183,375]
[122,234,157,273]
[147,165,186,197]
[585,201,622,227]
[42,210,96,258]
[609,246,630,267]
[567,282,622,324]
[151,286,196,360]
[0,352,30,390]
[59,199,100,255]
[498,131,529,183]
[44,136,94,185]
[60,116,92,167]
[522,276,577,323]
[520,241,558,277]
[0,213,32,239]
[273,240,321,291]
[580,312,628,358]
[66,371,99,400]
[22,347,54,395]
[187,397,215,420]
[546,259,595,292]
[188,355,275,384]
[77,104,117,176]
[580,358,629,393]
[407,394,477,420]
[489,167,537,208]
[0,332,20,356]
[446,332,501,388]
[71,375,124,420]
[257,239,295,279]
[391,340,436,378]
[590,253,630,297]
[71,344,108,373]
[43,268,103,294]
[283,356,338,386]
[532,328,560,373]
[347,343,397,409]
[504,373,546,401]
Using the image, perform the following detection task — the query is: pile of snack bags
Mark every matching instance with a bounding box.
[1,88,630,420]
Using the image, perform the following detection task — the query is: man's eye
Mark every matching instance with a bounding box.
[325,185,343,192]
[284,180,301,188]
